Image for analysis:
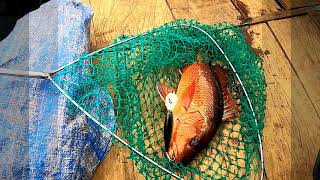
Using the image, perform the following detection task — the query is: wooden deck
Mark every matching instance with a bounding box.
[81,0,320,179]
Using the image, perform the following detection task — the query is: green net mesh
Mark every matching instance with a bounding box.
[52,19,266,179]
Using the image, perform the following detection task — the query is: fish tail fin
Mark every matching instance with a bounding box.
[212,65,239,121]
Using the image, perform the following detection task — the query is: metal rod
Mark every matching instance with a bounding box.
[0,68,49,79]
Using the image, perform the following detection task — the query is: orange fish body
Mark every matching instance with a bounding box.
[157,61,238,163]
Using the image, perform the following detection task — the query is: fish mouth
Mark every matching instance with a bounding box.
[166,152,175,162]
[166,142,178,162]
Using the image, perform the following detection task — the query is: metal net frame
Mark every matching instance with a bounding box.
[48,19,266,179]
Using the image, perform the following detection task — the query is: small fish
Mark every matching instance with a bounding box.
[157,56,238,163]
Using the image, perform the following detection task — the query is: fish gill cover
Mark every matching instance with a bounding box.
[52,19,266,179]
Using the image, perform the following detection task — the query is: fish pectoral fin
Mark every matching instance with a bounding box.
[181,80,196,111]
[156,83,175,103]
[212,65,240,121]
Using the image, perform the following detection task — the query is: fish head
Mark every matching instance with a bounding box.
[157,83,204,163]
[166,124,202,163]
[166,110,205,163]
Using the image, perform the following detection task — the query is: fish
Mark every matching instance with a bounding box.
[156,56,239,163]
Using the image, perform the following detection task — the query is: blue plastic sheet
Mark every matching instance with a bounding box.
[0,0,115,179]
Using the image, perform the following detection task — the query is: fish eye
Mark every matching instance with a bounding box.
[189,137,200,150]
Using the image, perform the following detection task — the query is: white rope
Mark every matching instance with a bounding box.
[47,75,183,179]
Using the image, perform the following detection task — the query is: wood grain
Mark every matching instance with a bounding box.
[246,22,320,179]
[84,0,174,50]
[231,0,281,18]
[165,0,241,24]
[277,0,320,9]
[268,15,320,114]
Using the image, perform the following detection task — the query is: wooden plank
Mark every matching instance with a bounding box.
[230,0,281,18]
[84,0,174,50]
[92,147,145,180]
[81,0,174,179]
[245,23,320,179]
[277,0,320,9]
[267,17,320,178]
[165,0,241,24]
[268,15,320,114]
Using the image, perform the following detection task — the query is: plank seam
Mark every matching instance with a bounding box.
[266,22,320,119]
[164,0,176,20]
[274,0,287,10]
[229,0,248,19]
[289,3,320,10]
[87,0,98,51]
[239,5,320,26]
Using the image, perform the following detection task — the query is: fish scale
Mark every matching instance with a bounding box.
[176,63,218,123]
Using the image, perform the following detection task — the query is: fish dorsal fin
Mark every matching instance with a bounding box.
[197,54,202,62]
[181,54,202,73]
[212,65,239,120]
[156,84,175,103]
[181,80,196,110]
[181,64,192,73]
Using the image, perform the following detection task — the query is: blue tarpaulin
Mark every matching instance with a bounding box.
[0,0,115,179]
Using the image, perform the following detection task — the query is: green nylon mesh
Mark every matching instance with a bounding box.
[53,19,266,179]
